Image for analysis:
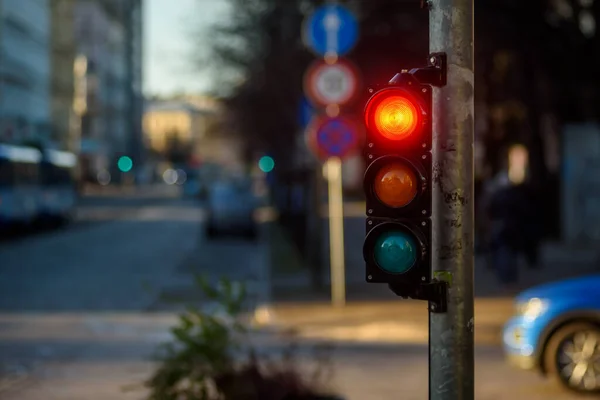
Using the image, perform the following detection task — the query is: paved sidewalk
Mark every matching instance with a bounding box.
[0,311,572,400]
[0,313,333,400]
[253,298,514,346]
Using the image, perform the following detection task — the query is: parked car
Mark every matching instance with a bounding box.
[502,274,600,394]
[205,178,258,239]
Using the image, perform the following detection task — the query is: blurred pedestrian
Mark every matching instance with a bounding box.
[486,177,542,284]
[486,176,521,285]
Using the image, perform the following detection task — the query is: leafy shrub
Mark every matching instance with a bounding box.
[146,275,339,400]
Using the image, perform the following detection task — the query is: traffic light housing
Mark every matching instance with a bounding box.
[363,77,432,284]
[362,53,448,310]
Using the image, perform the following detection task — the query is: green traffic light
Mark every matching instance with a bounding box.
[258,156,275,173]
[373,230,418,274]
[118,156,133,172]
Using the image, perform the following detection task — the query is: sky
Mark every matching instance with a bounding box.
[143,0,230,96]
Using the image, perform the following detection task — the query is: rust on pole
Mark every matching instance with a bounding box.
[428,0,475,399]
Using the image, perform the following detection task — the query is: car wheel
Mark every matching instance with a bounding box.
[544,322,600,394]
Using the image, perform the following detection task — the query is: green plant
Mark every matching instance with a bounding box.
[146,275,336,400]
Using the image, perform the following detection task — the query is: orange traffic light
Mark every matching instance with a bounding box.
[365,88,423,142]
[373,161,418,208]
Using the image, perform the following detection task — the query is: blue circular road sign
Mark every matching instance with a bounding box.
[303,4,359,56]
[306,116,363,161]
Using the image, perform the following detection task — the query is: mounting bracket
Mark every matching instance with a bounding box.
[388,279,448,313]
[388,53,447,88]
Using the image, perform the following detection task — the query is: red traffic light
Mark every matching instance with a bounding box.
[364,88,424,141]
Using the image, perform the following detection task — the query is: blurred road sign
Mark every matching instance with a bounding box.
[305,115,363,161]
[304,59,360,107]
[303,4,358,56]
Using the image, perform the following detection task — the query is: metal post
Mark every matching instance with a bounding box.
[429,0,475,399]
[325,157,346,307]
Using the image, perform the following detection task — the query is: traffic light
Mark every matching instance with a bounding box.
[363,77,432,284]
[118,156,133,172]
[362,54,447,307]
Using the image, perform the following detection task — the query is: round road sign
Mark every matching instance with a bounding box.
[304,59,360,107]
[302,4,359,57]
[305,115,363,161]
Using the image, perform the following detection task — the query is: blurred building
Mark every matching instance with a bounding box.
[73,0,143,182]
[143,99,213,154]
[124,0,144,176]
[50,0,76,152]
[179,95,220,112]
[104,0,144,173]
[73,0,112,178]
[0,0,52,144]
[143,97,243,169]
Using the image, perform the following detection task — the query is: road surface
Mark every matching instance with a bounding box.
[0,191,579,399]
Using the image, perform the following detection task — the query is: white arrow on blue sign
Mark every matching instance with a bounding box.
[303,4,359,57]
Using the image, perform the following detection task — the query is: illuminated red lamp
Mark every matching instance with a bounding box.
[364,88,424,142]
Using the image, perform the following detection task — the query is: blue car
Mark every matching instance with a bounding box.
[503,274,600,394]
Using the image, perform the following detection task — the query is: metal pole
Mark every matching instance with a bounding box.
[325,157,346,307]
[429,0,475,399]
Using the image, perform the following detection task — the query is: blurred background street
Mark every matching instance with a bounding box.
[1,0,600,399]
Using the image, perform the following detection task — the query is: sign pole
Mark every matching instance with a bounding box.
[428,0,475,399]
[325,157,346,307]
[302,3,358,308]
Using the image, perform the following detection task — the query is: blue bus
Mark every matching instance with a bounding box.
[0,144,43,229]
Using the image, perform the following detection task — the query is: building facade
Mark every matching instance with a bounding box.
[143,100,212,154]
[73,0,111,177]
[124,0,144,172]
[50,0,76,152]
[73,0,143,181]
[143,98,244,169]
[0,0,143,182]
[0,0,51,144]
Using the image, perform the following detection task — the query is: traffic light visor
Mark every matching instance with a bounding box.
[373,230,418,274]
[374,161,418,208]
[365,89,421,141]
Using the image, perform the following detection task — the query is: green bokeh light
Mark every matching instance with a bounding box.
[118,156,133,172]
[373,230,418,274]
[258,156,275,173]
